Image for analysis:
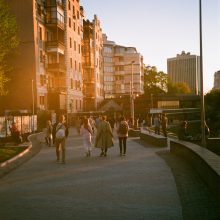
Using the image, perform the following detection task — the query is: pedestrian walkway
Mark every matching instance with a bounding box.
[0,128,182,220]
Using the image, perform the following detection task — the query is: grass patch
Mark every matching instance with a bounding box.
[0,146,28,163]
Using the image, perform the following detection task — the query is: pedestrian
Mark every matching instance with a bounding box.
[80,118,93,157]
[55,115,69,164]
[161,113,168,137]
[75,117,81,135]
[52,121,58,145]
[178,120,192,141]
[108,116,115,132]
[10,122,22,145]
[45,120,53,147]
[94,115,114,157]
[154,114,161,135]
[88,116,96,133]
[117,116,129,156]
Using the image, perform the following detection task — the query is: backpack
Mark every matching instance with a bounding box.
[56,124,65,139]
[119,122,128,134]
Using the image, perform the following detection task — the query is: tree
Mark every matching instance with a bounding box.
[167,81,191,94]
[144,66,168,95]
[0,0,19,95]
[205,89,220,136]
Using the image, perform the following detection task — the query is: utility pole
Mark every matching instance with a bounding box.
[199,0,206,147]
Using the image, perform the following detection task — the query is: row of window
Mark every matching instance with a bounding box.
[68,17,81,35]
[70,58,81,71]
[70,79,82,90]
[69,37,81,53]
[68,0,80,20]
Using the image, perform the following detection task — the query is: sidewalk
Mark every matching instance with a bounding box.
[0,128,182,220]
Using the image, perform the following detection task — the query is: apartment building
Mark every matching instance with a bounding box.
[213,70,220,90]
[167,51,201,95]
[82,15,104,111]
[103,34,144,99]
[0,0,84,116]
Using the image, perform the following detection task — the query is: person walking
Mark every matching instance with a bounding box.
[94,115,114,157]
[45,120,53,147]
[55,115,69,164]
[80,118,93,157]
[154,114,161,135]
[117,116,129,156]
[161,114,168,137]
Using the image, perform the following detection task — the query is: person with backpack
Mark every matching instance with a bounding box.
[55,115,69,164]
[117,116,129,156]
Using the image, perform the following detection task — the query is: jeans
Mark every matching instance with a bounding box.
[119,137,127,154]
[55,138,66,162]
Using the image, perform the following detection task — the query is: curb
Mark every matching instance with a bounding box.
[0,132,44,178]
[0,143,32,168]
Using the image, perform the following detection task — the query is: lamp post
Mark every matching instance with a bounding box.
[31,79,35,132]
[130,61,135,127]
[199,0,206,147]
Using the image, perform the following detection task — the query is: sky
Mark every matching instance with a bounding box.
[80,0,220,93]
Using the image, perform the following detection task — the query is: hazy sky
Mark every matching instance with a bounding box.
[80,0,220,92]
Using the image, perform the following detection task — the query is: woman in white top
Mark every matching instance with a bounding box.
[80,118,93,157]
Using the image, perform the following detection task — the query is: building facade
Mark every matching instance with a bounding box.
[82,15,104,111]
[0,0,84,116]
[213,70,220,90]
[103,34,144,99]
[167,51,200,95]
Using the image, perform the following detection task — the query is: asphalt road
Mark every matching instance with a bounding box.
[0,128,182,220]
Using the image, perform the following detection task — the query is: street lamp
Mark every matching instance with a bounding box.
[31,79,35,132]
[130,61,135,127]
[199,0,206,147]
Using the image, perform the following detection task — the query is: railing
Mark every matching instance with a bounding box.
[45,0,64,9]
[46,40,65,49]
[46,18,65,29]
[46,63,65,72]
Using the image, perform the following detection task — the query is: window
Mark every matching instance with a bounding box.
[104,47,112,53]
[74,41,76,51]
[39,27,42,40]
[39,50,43,63]
[69,17,71,28]
[73,6,75,17]
[71,78,73,89]
[68,1,71,10]
[78,44,80,54]
[40,75,44,86]
[70,37,72,48]
[79,63,81,72]
[39,96,45,105]
[75,60,77,71]
[70,58,73,68]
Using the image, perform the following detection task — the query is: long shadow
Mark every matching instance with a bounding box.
[157,149,220,220]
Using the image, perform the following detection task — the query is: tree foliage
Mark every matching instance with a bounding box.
[144,66,168,96]
[205,89,220,136]
[167,81,191,94]
[0,0,19,95]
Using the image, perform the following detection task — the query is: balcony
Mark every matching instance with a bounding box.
[45,0,64,9]
[46,62,66,73]
[46,17,65,30]
[46,41,65,54]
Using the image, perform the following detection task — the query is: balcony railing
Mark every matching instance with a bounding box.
[46,0,64,9]
[46,62,66,73]
[46,40,64,48]
[46,18,65,30]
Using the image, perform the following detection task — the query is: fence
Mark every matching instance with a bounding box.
[0,115,37,138]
